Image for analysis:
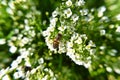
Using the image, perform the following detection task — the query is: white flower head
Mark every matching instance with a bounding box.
[106,67,112,72]
[74,37,82,44]
[6,7,14,15]
[66,0,72,7]
[98,6,106,17]
[116,26,120,32]
[0,39,6,45]
[64,8,72,18]
[38,58,44,64]
[9,46,17,54]
[2,75,10,80]
[58,26,66,32]
[13,71,24,79]
[76,0,85,6]
[11,60,18,69]
[50,18,58,27]
[100,29,106,36]
[114,67,120,74]
[52,10,59,17]
[80,9,88,16]
[71,14,79,23]
[116,14,120,21]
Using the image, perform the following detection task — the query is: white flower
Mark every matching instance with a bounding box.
[58,42,66,53]
[42,31,50,37]
[52,10,59,17]
[98,6,106,17]
[9,46,17,53]
[21,37,29,45]
[38,58,44,64]
[11,60,18,69]
[116,26,120,32]
[114,67,120,74]
[67,42,73,48]
[80,9,88,16]
[24,19,29,24]
[100,46,106,50]
[76,61,84,66]
[16,56,22,64]
[74,37,82,44]
[29,30,36,37]
[25,57,31,67]
[66,48,75,59]
[0,39,6,45]
[88,40,96,47]
[21,50,29,58]
[76,0,85,6]
[8,1,15,10]
[106,67,112,72]
[100,29,106,36]
[80,34,88,40]
[2,75,10,80]
[89,49,96,55]
[6,7,14,15]
[1,1,7,6]
[64,8,72,18]
[116,14,120,21]
[58,26,66,32]
[0,68,9,79]
[47,26,55,32]
[108,49,117,56]
[83,61,91,68]
[45,37,54,51]
[50,18,58,27]
[25,25,30,31]
[30,68,37,74]
[13,71,23,79]
[71,14,79,23]
[66,0,72,7]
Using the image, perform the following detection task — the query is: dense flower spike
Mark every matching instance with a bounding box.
[1,0,120,79]
[42,0,96,68]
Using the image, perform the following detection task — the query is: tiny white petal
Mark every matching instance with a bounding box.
[0,39,6,45]
[66,0,72,7]
[2,75,10,80]
[9,46,17,53]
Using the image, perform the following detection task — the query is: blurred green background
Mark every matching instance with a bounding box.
[0,0,120,80]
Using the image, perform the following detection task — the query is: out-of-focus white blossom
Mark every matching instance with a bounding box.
[80,9,88,16]
[0,39,6,45]
[71,14,79,23]
[30,68,37,74]
[116,26,120,32]
[114,67,120,74]
[116,14,120,21]
[2,75,10,80]
[6,7,14,15]
[98,6,106,17]
[11,60,19,70]
[76,0,85,6]
[13,71,24,79]
[106,67,112,73]
[38,58,44,64]
[52,10,59,17]
[66,0,72,7]
[58,26,66,32]
[9,46,17,53]
[100,29,106,36]
[64,8,72,18]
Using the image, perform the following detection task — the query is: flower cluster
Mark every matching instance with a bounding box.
[1,0,120,79]
[43,0,96,68]
[0,0,56,80]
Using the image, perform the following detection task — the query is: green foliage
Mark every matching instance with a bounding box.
[0,0,120,80]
